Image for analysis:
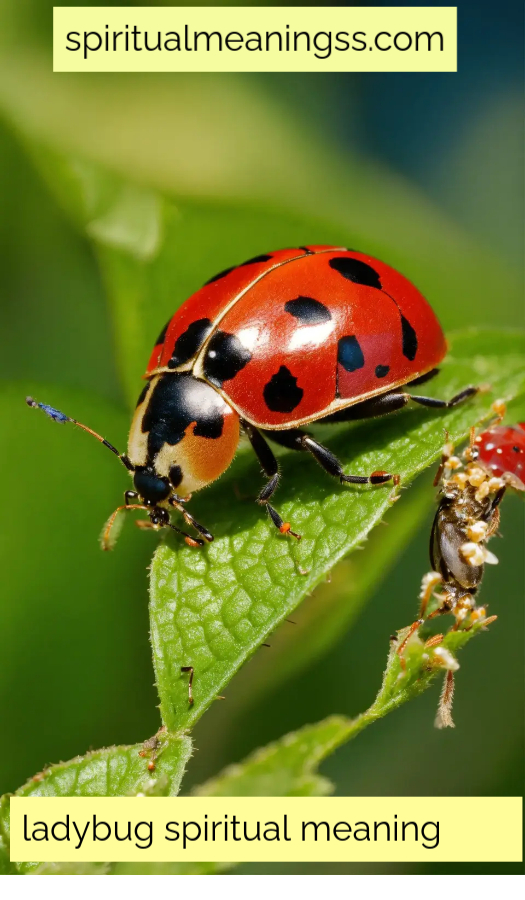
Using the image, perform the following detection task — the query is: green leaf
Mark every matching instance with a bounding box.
[115,616,494,876]
[0,733,192,875]
[113,715,352,875]
[193,715,349,798]
[149,331,525,732]
[217,480,432,712]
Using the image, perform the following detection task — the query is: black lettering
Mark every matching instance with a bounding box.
[183,821,201,849]
[354,821,370,841]
[246,31,262,51]
[394,32,412,51]
[135,821,153,849]
[313,31,332,60]
[374,821,390,841]
[243,821,261,841]
[335,32,350,51]
[402,821,418,842]
[416,31,444,51]
[194,31,222,51]
[93,816,111,842]
[352,31,367,51]
[263,821,280,841]
[66,32,81,51]
[115,821,131,842]
[375,31,391,51]
[32,822,48,842]
[333,821,351,840]
[225,31,243,51]
[165,821,180,841]
[51,817,70,842]
[302,821,330,841]
[145,31,162,51]
[84,31,102,59]
[164,31,181,51]
[266,31,282,51]
[294,31,310,51]
[132,26,142,51]
[231,815,242,840]
[72,820,90,849]
[422,821,440,849]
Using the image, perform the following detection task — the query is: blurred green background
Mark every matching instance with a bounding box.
[0,0,523,875]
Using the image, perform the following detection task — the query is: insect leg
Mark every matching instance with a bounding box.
[181,666,194,704]
[168,497,214,543]
[243,422,301,539]
[408,386,479,409]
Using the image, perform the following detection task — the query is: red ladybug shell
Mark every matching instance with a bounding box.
[475,423,525,488]
[145,246,447,429]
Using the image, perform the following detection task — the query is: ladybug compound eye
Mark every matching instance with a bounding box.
[133,467,171,504]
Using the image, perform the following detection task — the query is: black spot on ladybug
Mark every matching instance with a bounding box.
[154,319,170,346]
[375,365,390,378]
[169,465,183,488]
[204,266,235,286]
[263,366,304,413]
[284,296,332,325]
[135,384,149,407]
[167,318,212,369]
[329,257,382,289]
[142,373,225,460]
[337,335,365,372]
[401,315,418,361]
[240,254,272,266]
[203,331,252,387]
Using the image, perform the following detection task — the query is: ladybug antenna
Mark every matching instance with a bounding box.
[26,397,134,471]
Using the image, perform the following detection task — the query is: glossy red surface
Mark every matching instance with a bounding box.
[145,245,447,428]
[476,423,525,486]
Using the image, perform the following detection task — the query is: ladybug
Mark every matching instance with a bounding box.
[474,422,525,490]
[27,245,477,548]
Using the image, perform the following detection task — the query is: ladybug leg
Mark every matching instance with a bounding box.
[168,497,214,543]
[262,426,398,486]
[407,385,478,409]
[243,422,301,539]
[300,435,397,486]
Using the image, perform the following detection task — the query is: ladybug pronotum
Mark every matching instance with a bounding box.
[27,245,478,548]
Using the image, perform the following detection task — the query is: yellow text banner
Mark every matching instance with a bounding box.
[53,7,457,72]
[10,796,522,863]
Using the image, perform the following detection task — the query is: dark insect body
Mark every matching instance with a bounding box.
[397,404,525,727]
[26,244,477,549]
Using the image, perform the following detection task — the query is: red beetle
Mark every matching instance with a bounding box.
[474,422,525,490]
[27,245,477,547]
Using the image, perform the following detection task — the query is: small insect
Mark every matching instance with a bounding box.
[397,403,525,725]
[27,246,477,549]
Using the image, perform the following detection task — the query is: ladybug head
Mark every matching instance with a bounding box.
[128,372,241,500]
[132,466,171,506]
